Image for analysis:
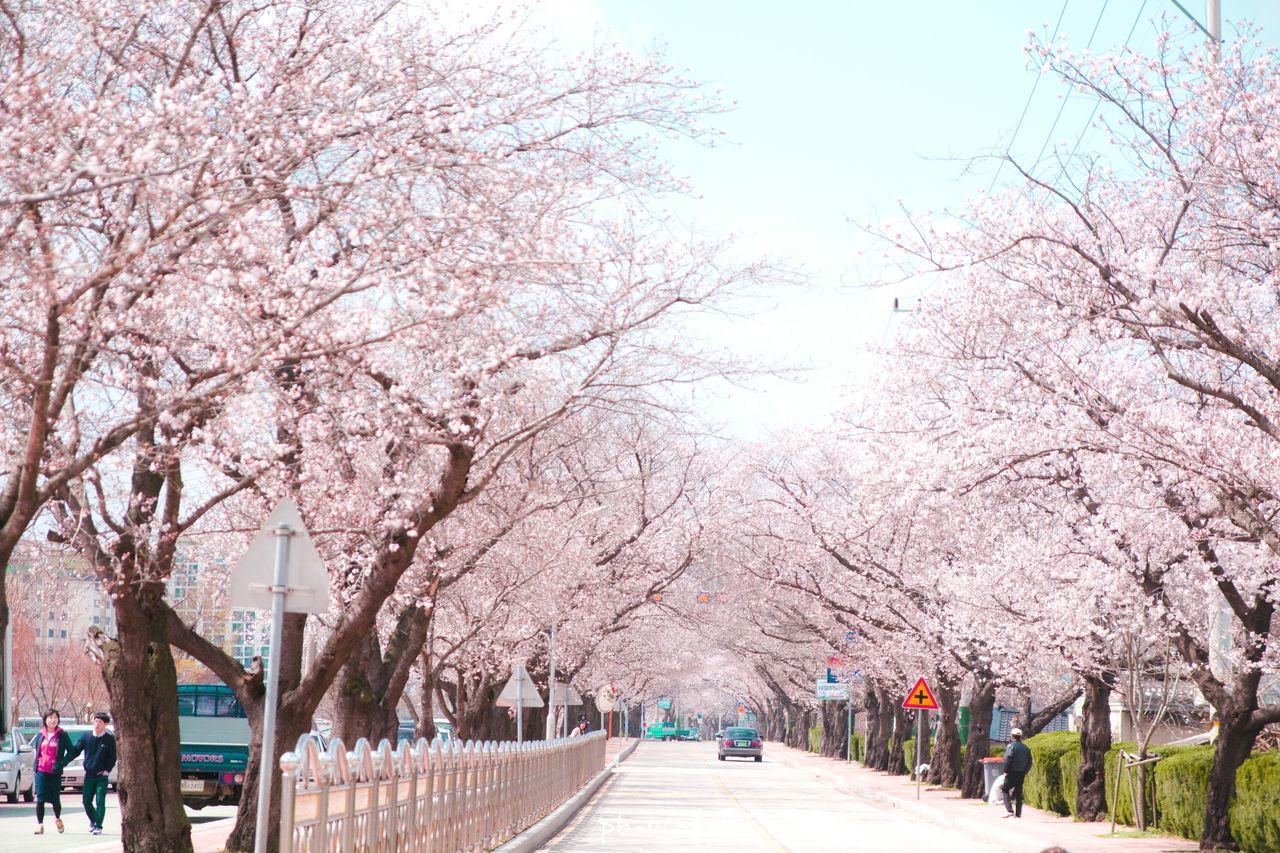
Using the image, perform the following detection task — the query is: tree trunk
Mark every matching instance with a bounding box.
[961,677,995,798]
[874,687,896,770]
[820,700,844,757]
[224,695,310,853]
[1076,672,1113,821]
[223,613,307,853]
[928,677,962,787]
[332,634,399,746]
[332,603,431,746]
[98,588,194,853]
[415,660,440,741]
[792,707,814,750]
[1199,704,1259,852]
[864,685,883,767]
[885,702,909,776]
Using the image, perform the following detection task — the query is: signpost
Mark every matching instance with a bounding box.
[902,677,940,801]
[497,663,544,743]
[547,681,582,738]
[595,684,620,739]
[229,499,331,853]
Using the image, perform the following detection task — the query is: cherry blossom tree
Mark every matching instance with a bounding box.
[868,30,1280,849]
[6,2,772,851]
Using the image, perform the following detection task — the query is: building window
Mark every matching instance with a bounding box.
[49,611,55,620]
[47,629,53,638]
[59,629,67,639]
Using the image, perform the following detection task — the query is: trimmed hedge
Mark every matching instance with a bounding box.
[903,736,933,770]
[1058,747,1082,815]
[1153,747,1213,841]
[1231,751,1280,853]
[1022,731,1079,816]
[850,733,865,762]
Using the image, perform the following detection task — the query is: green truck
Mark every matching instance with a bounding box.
[177,683,250,808]
[645,722,697,741]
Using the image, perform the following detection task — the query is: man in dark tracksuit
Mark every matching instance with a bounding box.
[1001,727,1032,818]
[66,712,117,835]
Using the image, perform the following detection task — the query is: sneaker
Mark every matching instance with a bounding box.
[55,819,64,833]
[33,825,43,835]
[91,826,102,835]
[1002,813,1015,819]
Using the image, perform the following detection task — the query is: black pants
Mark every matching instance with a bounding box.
[1002,770,1026,816]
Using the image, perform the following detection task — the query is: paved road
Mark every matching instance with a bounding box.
[0,794,236,851]
[544,741,1013,852]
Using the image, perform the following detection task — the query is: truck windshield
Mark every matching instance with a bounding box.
[178,685,246,718]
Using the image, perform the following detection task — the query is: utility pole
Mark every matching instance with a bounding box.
[545,612,557,740]
[1206,0,1221,44]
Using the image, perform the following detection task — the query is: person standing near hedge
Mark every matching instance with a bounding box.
[31,709,75,835]
[1001,727,1033,819]
[65,711,117,836]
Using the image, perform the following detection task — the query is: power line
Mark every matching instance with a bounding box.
[1055,0,1149,187]
[1032,0,1112,170]
[987,0,1071,194]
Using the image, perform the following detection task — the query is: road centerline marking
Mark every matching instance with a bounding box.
[712,771,789,853]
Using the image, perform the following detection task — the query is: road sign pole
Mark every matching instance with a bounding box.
[916,709,926,800]
[546,613,557,740]
[253,523,292,853]
[517,669,524,744]
[846,698,853,763]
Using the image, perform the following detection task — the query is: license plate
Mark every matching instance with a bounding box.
[180,779,205,793]
[735,740,751,747]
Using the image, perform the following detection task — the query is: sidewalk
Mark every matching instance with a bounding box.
[605,735,636,762]
[771,744,1197,853]
[70,817,236,853]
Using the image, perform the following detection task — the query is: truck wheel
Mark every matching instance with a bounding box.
[754,756,763,763]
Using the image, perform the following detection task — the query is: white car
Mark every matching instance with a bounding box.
[60,725,119,792]
[0,730,34,804]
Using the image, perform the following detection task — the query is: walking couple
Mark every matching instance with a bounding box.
[32,709,118,836]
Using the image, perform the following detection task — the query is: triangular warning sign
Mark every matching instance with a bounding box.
[902,677,940,711]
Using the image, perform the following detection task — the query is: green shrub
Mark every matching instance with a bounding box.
[1153,747,1213,841]
[808,725,822,753]
[1021,731,1079,816]
[849,733,865,763]
[1058,748,1082,816]
[1230,751,1280,853]
[903,736,934,770]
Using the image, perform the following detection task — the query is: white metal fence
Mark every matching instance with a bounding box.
[278,730,607,852]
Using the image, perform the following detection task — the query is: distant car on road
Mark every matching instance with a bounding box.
[0,730,34,803]
[717,727,763,762]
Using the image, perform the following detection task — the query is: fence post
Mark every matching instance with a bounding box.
[278,751,299,853]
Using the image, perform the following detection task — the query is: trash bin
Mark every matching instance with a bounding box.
[981,757,1004,800]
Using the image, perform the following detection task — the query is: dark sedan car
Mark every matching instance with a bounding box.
[717,727,763,762]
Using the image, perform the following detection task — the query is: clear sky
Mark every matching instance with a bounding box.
[553,1,1280,436]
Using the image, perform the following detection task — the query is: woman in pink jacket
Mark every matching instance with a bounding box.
[31,709,75,834]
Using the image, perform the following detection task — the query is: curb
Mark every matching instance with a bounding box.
[494,739,640,853]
